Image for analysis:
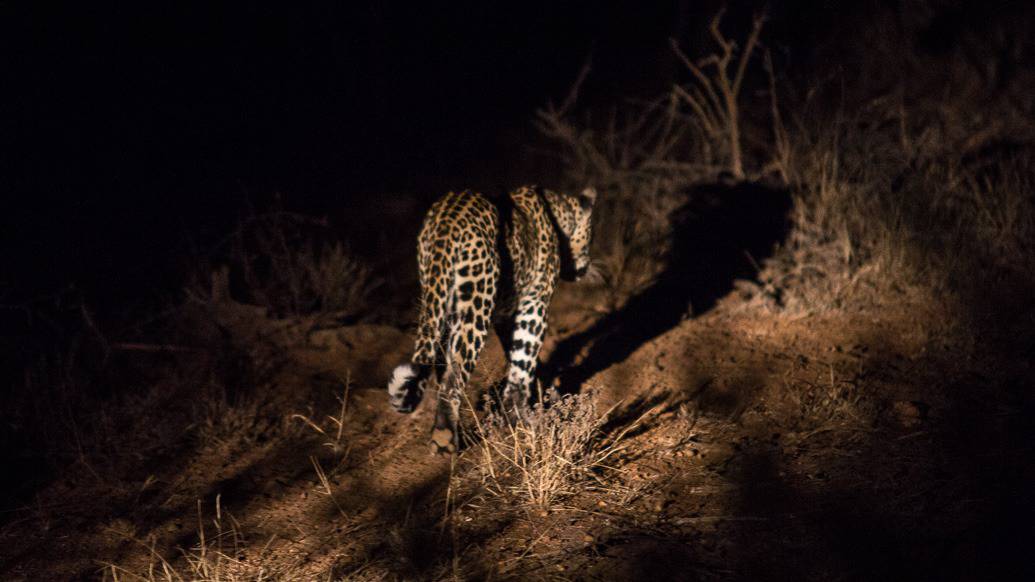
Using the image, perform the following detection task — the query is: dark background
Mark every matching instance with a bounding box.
[0,1,1004,314]
[2,1,685,311]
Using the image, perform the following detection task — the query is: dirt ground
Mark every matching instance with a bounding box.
[2,265,1032,581]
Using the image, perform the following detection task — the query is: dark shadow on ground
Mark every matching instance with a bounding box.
[543,181,791,394]
[595,335,1035,581]
[719,339,1035,581]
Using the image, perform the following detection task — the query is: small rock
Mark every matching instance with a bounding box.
[892,400,928,427]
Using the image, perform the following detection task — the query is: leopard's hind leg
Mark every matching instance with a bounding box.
[388,276,448,413]
[431,247,497,454]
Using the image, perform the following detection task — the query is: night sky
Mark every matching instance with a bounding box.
[1,1,964,311]
[2,2,716,308]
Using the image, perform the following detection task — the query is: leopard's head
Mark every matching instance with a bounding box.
[552,186,597,281]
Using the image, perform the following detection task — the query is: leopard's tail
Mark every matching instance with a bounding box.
[388,362,432,413]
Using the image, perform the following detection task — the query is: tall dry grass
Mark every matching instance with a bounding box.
[759,89,1035,315]
[539,7,1035,316]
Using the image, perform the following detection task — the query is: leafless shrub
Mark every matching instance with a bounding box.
[670,8,765,180]
[187,209,380,319]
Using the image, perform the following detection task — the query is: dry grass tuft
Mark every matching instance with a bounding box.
[292,371,353,458]
[462,394,636,510]
[780,365,874,438]
[103,497,299,582]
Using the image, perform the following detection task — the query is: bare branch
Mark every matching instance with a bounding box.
[733,12,766,95]
[692,84,727,126]
[764,49,791,183]
[670,38,723,118]
[708,7,733,61]
[672,85,719,137]
[557,57,592,117]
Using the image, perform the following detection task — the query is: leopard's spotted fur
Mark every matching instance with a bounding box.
[387,185,596,453]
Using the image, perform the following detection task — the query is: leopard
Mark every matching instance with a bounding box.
[387,185,596,454]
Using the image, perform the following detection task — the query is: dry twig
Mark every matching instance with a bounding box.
[670,9,766,178]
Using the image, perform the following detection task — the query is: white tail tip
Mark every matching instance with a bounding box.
[388,363,417,400]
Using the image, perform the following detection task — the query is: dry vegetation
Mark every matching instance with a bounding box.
[186,207,382,320]
[538,8,1035,320]
[103,497,303,582]
[3,4,1035,581]
[460,394,638,510]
